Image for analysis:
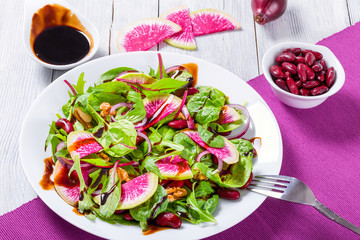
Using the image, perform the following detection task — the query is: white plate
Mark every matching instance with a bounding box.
[20,51,282,240]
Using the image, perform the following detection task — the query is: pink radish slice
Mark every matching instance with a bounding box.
[183,130,239,164]
[156,155,193,180]
[67,130,103,160]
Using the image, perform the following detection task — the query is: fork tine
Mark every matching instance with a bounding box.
[255,175,294,182]
[249,182,286,192]
[251,178,288,187]
[247,186,284,199]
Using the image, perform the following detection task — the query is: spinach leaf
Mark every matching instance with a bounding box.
[230,138,254,155]
[97,67,137,84]
[148,127,184,153]
[186,88,226,125]
[139,155,161,177]
[197,194,219,214]
[69,155,95,212]
[88,168,108,194]
[100,164,122,218]
[222,155,253,188]
[130,185,168,231]
[115,91,146,124]
[140,78,188,97]
[186,191,216,223]
[73,72,86,95]
[195,181,215,198]
[197,124,225,148]
[173,132,202,165]
[91,207,138,225]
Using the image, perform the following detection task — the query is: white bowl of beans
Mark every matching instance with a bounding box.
[262,42,345,109]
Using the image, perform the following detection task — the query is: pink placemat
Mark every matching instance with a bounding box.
[2,22,360,239]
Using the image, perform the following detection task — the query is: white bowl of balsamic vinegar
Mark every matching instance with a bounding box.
[23,0,100,70]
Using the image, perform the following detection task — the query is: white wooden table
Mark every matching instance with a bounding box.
[1,0,359,218]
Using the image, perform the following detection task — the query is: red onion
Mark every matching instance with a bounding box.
[57,156,92,169]
[134,117,148,129]
[137,131,152,154]
[251,0,287,25]
[63,80,77,95]
[56,141,66,152]
[196,150,211,162]
[217,158,224,172]
[226,104,251,140]
[118,142,137,149]
[110,102,133,115]
[172,90,188,121]
[181,105,195,129]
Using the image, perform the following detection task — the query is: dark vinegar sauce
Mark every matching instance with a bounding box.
[39,157,55,190]
[33,25,90,65]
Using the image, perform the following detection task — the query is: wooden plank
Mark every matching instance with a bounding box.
[158,0,259,81]
[255,0,350,74]
[0,0,52,215]
[52,0,113,80]
[110,0,159,55]
[347,0,360,25]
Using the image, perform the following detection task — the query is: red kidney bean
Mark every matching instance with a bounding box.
[155,212,182,229]
[297,63,307,82]
[124,212,135,221]
[304,65,315,80]
[317,70,326,82]
[275,79,289,92]
[217,188,240,200]
[319,60,327,71]
[275,52,296,63]
[284,71,292,78]
[302,50,323,60]
[240,172,253,189]
[302,80,320,89]
[166,180,184,188]
[286,77,299,95]
[168,119,188,129]
[183,180,193,189]
[326,67,336,87]
[270,65,286,79]
[283,48,302,55]
[55,118,74,134]
[311,62,323,72]
[115,210,125,214]
[160,179,171,187]
[294,56,305,64]
[311,86,329,96]
[281,62,297,74]
[295,80,302,88]
[299,88,310,96]
[187,87,199,95]
[304,52,316,66]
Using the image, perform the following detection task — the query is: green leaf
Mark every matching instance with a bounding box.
[173,132,202,165]
[155,54,169,80]
[130,185,168,231]
[197,194,219,214]
[73,72,86,95]
[140,155,161,177]
[197,124,225,148]
[148,127,184,153]
[100,163,122,218]
[88,168,108,194]
[69,155,95,212]
[97,67,137,84]
[140,78,188,97]
[230,138,254,155]
[195,181,215,198]
[186,191,216,223]
[186,88,226,125]
[91,207,138,225]
[115,91,146,124]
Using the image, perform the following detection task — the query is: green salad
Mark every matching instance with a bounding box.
[44,54,254,232]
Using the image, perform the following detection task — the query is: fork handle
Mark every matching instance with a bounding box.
[314,200,360,235]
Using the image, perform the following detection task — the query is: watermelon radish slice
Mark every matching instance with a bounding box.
[53,161,90,206]
[67,130,103,160]
[218,106,241,124]
[116,72,157,84]
[156,155,193,180]
[93,172,158,210]
[160,6,196,50]
[183,130,239,164]
[139,93,182,131]
[116,18,182,52]
[190,9,241,36]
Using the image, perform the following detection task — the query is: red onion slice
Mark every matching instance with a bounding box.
[225,104,251,140]
[217,158,224,172]
[181,105,195,129]
[63,80,77,95]
[137,131,152,154]
[56,141,66,152]
[115,70,138,79]
[57,156,92,169]
[172,90,188,121]
[110,102,133,115]
[119,142,137,149]
[196,150,211,162]
[134,117,148,129]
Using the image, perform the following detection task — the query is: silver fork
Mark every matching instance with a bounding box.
[247,175,360,235]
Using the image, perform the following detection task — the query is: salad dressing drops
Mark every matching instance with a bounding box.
[39,157,55,190]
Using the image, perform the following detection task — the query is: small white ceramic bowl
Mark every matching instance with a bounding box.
[262,42,345,109]
[23,0,100,70]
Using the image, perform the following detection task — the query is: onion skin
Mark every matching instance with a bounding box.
[251,0,287,25]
